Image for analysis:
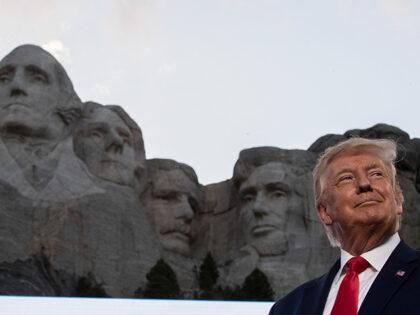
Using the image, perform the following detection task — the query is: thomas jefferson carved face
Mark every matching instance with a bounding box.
[75,106,137,186]
[0,46,67,140]
[239,162,302,253]
[148,168,198,256]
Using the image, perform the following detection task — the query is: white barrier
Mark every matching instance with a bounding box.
[0,296,274,315]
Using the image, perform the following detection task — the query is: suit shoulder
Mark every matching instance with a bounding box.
[269,275,324,315]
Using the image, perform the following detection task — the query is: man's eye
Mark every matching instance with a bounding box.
[32,74,47,83]
[0,74,11,83]
[241,194,255,203]
[120,134,131,145]
[159,195,176,201]
[158,193,179,202]
[371,171,383,177]
[26,67,49,84]
[89,130,103,138]
[271,190,286,198]
[339,175,353,183]
[0,68,14,83]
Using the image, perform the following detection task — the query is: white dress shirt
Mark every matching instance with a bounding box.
[322,233,400,315]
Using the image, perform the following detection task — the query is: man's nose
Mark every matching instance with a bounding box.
[357,174,373,193]
[252,192,269,218]
[105,130,123,154]
[10,69,27,97]
[175,195,194,222]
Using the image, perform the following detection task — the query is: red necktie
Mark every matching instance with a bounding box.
[330,256,370,315]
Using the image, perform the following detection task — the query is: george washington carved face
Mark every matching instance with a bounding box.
[0,45,79,140]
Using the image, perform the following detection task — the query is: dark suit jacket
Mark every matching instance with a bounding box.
[269,240,420,315]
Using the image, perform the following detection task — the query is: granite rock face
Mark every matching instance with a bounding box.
[0,45,160,298]
[0,45,419,299]
[0,253,77,296]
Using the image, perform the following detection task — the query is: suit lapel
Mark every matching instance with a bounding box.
[300,259,340,315]
[358,241,418,315]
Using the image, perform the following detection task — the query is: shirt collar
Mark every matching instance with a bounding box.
[335,232,400,284]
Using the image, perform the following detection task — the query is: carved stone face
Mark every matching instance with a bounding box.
[148,169,198,256]
[239,162,300,249]
[75,107,137,186]
[0,46,65,139]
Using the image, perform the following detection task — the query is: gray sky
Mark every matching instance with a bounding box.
[1,0,419,184]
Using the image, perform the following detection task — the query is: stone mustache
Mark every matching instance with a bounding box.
[0,44,419,299]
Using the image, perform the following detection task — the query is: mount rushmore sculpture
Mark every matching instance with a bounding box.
[0,44,419,299]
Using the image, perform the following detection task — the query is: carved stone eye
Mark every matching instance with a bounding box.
[119,133,131,145]
[0,73,11,83]
[90,130,103,139]
[271,190,286,198]
[241,193,255,203]
[156,191,179,202]
[32,74,47,83]
[0,67,14,83]
[26,66,49,84]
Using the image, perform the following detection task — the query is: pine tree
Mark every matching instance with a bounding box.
[142,259,180,299]
[199,253,219,291]
[241,268,274,301]
[75,274,109,297]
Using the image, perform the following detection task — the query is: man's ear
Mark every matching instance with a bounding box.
[317,203,333,225]
[396,199,403,215]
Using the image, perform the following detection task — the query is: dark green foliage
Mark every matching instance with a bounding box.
[75,274,109,297]
[134,287,143,298]
[241,268,274,301]
[200,268,274,301]
[137,258,274,301]
[199,253,219,291]
[196,253,274,301]
[142,259,180,299]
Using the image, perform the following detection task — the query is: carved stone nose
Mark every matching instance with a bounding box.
[176,195,194,221]
[10,87,27,97]
[9,68,27,97]
[105,131,124,154]
[252,192,269,217]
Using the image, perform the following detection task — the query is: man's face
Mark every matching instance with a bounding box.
[318,151,402,245]
[0,47,64,139]
[75,107,137,186]
[148,169,198,256]
[239,163,296,245]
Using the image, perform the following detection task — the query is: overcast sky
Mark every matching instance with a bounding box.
[1,0,419,184]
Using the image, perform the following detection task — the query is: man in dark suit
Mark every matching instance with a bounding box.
[269,138,420,315]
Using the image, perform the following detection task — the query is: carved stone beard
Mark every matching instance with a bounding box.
[250,232,289,257]
[2,135,60,191]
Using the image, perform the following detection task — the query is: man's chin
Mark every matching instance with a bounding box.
[357,211,394,227]
[161,235,191,256]
[248,231,289,256]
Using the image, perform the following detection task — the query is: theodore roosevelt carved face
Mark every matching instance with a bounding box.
[146,159,199,256]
